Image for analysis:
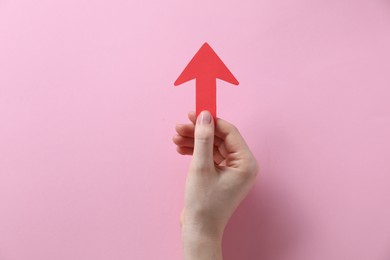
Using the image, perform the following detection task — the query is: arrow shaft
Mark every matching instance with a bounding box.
[196,76,216,120]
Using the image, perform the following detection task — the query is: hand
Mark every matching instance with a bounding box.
[173,111,259,259]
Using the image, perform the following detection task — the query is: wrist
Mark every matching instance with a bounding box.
[181,224,223,260]
[180,211,226,242]
[181,222,224,243]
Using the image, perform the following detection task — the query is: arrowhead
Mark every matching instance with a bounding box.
[174,42,239,86]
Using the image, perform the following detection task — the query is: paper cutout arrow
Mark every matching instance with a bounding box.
[174,42,239,120]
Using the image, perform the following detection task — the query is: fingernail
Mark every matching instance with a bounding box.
[198,111,211,125]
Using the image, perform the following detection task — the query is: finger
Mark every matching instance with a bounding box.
[213,135,223,147]
[188,111,196,124]
[217,141,229,158]
[213,148,225,165]
[176,120,223,146]
[176,146,193,155]
[173,132,223,148]
[175,123,195,138]
[172,135,194,147]
[192,111,215,169]
[215,118,250,154]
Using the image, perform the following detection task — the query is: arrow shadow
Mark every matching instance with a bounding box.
[222,180,306,260]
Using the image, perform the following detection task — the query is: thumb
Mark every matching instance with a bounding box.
[191,110,215,170]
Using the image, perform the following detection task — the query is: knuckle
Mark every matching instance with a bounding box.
[176,147,186,155]
[230,125,239,133]
[241,158,259,178]
[195,126,214,139]
[195,135,213,144]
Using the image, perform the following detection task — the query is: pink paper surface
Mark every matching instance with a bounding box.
[1,1,390,259]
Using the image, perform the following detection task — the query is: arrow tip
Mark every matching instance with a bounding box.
[174,42,239,86]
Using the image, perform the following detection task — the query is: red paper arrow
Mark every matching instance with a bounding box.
[174,42,239,120]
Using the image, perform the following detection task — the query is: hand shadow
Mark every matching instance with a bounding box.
[222,181,306,260]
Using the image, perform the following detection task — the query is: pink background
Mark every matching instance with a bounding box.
[1,0,390,259]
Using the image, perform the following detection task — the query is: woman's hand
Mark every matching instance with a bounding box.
[173,111,259,259]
